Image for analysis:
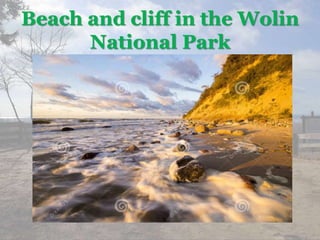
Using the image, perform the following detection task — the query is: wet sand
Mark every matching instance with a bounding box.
[184,123,292,188]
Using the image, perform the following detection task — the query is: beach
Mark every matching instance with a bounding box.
[32,118,292,222]
[186,122,292,187]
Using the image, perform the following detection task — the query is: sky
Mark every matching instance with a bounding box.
[1,0,320,119]
[33,54,223,118]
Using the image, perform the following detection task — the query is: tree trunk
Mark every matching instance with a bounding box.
[5,87,21,122]
[30,88,33,119]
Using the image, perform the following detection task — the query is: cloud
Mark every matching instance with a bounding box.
[119,65,201,96]
[132,90,148,100]
[34,69,52,77]
[34,81,195,117]
[79,75,149,100]
[293,50,320,115]
[116,56,133,61]
[276,0,311,23]
[294,50,320,74]
[157,96,175,106]
[225,9,261,50]
[34,83,79,100]
[82,96,136,110]
[167,58,202,82]
[119,66,173,96]
[45,55,76,65]
[80,75,115,92]
[213,54,229,67]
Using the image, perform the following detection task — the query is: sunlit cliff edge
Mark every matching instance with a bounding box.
[184,55,292,122]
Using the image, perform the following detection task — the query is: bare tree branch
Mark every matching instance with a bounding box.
[0,60,21,121]
[13,27,72,61]
[1,26,72,120]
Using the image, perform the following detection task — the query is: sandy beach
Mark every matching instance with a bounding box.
[184,122,292,188]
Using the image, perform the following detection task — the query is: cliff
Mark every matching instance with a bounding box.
[184,54,292,122]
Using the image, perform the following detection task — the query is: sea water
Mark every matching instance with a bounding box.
[32,119,292,222]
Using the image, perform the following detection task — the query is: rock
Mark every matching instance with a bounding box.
[238,119,248,124]
[168,132,181,138]
[207,123,216,129]
[138,141,147,145]
[102,125,112,128]
[159,133,164,135]
[225,120,233,125]
[256,147,265,153]
[125,144,139,153]
[151,140,161,144]
[216,129,232,135]
[194,124,208,133]
[216,128,245,136]
[61,127,74,131]
[78,119,94,123]
[240,175,257,190]
[176,155,194,166]
[191,132,198,135]
[81,152,100,160]
[199,149,210,154]
[232,130,245,136]
[140,204,170,222]
[169,156,206,183]
[33,119,51,124]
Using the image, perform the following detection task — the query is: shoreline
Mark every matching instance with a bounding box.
[181,121,292,188]
[32,118,292,222]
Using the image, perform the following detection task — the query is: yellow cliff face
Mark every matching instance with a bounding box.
[184,54,292,122]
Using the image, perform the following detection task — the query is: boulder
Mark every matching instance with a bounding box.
[225,120,233,125]
[81,152,100,160]
[140,204,170,222]
[194,124,208,133]
[232,130,245,136]
[169,155,206,183]
[168,132,181,138]
[138,141,147,145]
[151,140,161,144]
[256,146,265,153]
[238,119,247,124]
[216,129,232,135]
[61,127,74,131]
[102,125,112,128]
[207,123,216,129]
[125,144,139,153]
[240,175,257,190]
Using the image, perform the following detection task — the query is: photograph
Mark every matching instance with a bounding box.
[32,54,292,222]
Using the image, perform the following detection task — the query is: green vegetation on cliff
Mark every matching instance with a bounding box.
[184,54,292,121]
